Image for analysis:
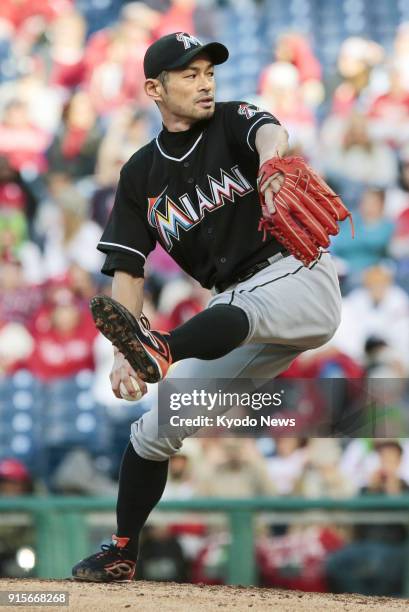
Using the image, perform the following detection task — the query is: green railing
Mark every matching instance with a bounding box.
[1,495,409,593]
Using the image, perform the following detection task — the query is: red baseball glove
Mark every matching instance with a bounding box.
[257,156,353,266]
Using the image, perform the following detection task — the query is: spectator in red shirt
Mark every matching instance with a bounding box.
[84,3,159,114]
[259,61,318,156]
[47,91,102,178]
[322,112,397,189]
[87,31,149,115]
[259,33,324,110]
[0,0,72,32]
[47,10,87,91]
[167,297,203,329]
[66,262,99,304]
[275,32,321,83]
[0,258,44,326]
[331,37,384,117]
[153,0,196,39]
[28,287,98,381]
[367,62,409,149]
[0,317,34,375]
[0,99,49,177]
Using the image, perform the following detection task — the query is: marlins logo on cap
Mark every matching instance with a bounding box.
[175,33,202,49]
[143,32,229,79]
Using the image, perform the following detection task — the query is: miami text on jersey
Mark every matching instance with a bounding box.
[147,166,254,250]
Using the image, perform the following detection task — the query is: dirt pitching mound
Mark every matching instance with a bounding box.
[0,578,407,611]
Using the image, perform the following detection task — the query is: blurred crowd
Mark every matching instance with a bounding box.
[1,0,409,596]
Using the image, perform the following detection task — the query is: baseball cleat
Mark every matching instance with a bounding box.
[90,295,172,383]
[72,535,136,582]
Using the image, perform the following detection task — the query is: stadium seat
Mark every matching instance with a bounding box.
[0,371,45,474]
[43,373,111,451]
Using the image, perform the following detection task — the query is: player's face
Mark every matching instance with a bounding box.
[160,56,216,123]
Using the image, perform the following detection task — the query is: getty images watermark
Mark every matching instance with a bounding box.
[157,380,301,437]
[157,377,409,438]
[169,389,284,410]
[167,389,296,430]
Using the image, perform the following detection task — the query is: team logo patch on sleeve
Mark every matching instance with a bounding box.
[238,103,262,119]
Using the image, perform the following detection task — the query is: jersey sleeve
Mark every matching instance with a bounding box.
[97,166,156,277]
[101,251,144,278]
[224,101,281,153]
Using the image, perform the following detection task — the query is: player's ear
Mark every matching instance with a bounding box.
[144,78,163,102]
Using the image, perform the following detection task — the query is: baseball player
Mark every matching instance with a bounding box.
[72,32,348,582]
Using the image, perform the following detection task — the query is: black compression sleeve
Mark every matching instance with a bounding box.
[116,442,168,558]
[168,304,249,362]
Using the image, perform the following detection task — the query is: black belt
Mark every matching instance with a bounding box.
[215,250,290,293]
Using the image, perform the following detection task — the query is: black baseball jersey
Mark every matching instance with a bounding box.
[98,101,283,290]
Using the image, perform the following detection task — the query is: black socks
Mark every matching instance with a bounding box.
[116,442,169,559]
[115,306,250,559]
[168,304,249,362]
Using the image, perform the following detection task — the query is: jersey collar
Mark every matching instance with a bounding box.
[155,132,203,162]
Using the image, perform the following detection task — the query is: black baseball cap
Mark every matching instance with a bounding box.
[144,32,229,79]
